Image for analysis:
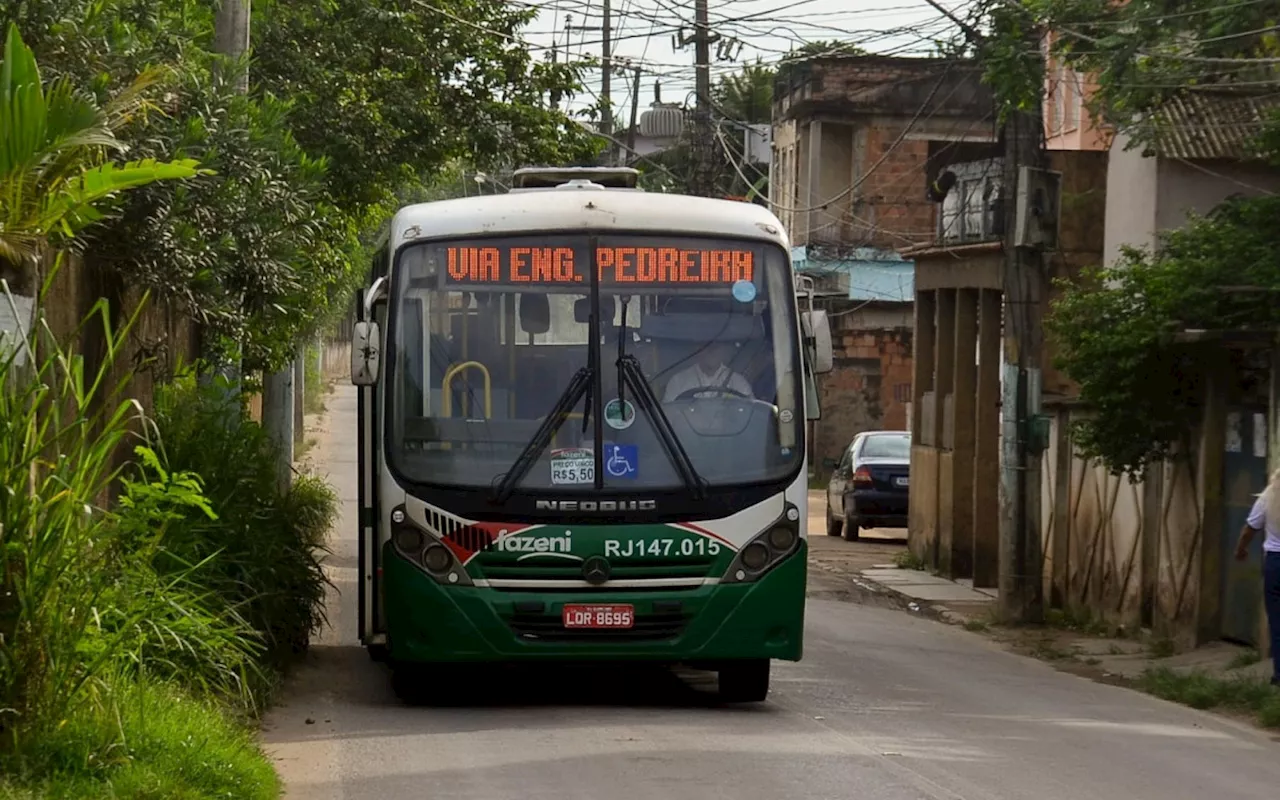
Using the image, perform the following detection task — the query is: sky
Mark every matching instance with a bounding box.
[518,0,972,121]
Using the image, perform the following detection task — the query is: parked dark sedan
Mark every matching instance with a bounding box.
[824,431,910,541]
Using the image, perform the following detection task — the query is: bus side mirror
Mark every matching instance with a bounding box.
[351,321,380,385]
[801,309,834,374]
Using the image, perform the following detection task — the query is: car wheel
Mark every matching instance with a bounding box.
[826,505,843,537]
[843,513,862,542]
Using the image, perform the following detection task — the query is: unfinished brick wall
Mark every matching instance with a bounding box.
[854,126,935,249]
[813,319,914,467]
[774,55,993,252]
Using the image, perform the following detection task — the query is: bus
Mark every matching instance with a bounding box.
[350,166,834,703]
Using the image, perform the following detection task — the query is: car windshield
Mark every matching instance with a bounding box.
[861,434,910,460]
[384,233,803,493]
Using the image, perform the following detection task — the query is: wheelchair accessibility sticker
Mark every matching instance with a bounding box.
[605,444,638,479]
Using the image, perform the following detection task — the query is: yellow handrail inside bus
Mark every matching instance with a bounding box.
[442,361,492,418]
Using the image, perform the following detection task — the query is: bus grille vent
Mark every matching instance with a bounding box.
[421,511,497,557]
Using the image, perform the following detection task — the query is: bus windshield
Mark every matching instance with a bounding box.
[384,233,803,494]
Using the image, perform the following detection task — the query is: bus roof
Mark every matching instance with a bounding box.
[385,186,791,252]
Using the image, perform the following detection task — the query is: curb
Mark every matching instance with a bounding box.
[810,560,973,626]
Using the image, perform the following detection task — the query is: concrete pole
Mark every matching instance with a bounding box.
[316,333,324,381]
[214,0,252,94]
[214,0,295,484]
[600,0,613,164]
[997,51,1048,623]
[293,354,305,441]
[690,0,716,196]
[262,367,294,492]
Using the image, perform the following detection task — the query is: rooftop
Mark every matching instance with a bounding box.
[792,246,914,303]
[1139,93,1280,161]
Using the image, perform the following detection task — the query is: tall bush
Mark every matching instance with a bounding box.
[0,289,252,746]
[150,371,335,672]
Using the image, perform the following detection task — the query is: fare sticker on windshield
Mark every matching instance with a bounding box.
[550,447,594,485]
[445,245,754,287]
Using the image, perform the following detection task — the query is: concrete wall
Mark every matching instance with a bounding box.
[1102,132,1161,269]
[1104,133,1280,269]
[1155,158,1280,231]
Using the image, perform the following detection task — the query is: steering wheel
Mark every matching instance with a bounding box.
[669,387,779,417]
[671,386,752,402]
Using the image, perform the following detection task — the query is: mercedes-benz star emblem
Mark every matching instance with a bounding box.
[581,555,611,585]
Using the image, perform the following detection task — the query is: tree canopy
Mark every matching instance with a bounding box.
[2,0,597,372]
[974,1,1280,477]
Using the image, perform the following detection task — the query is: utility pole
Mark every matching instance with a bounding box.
[215,0,295,489]
[997,28,1048,623]
[680,0,718,196]
[549,41,561,111]
[626,63,642,163]
[214,0,251,94]
[916,0,1047,621]
[601,0,613,165]
[206,0,250,390]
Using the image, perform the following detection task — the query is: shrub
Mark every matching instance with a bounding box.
[89,449,266,710]
[150,371,335,676]
[0,293,257,746]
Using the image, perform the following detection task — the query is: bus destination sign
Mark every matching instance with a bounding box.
[445,245,755,287]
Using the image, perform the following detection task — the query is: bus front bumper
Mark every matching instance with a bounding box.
[381,541,807,664]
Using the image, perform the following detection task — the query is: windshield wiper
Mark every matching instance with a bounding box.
[492,366,592,504]
[615,301,706,499]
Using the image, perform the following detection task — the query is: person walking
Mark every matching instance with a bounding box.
[1235,467,1280,687]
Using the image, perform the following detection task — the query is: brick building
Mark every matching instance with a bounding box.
[792,246,916,467]
[770,55,995,471]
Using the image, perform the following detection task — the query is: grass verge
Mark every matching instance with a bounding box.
[0,674,278,799]
[1137,667,1280,728]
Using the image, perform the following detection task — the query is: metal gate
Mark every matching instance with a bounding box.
[1220,407,1269,646]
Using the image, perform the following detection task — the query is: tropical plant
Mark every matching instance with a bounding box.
[713,62,774,125]
[0,285,228,744]
[0,23,199,274]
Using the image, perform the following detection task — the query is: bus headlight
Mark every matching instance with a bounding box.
[394,526,424,555]
[767,526,797,551]
[741,543,770,570]
[422,543,453,573]
[720,504,803,585]
[389,506,473,586]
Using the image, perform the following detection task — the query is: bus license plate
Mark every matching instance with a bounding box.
[562,604,634,629]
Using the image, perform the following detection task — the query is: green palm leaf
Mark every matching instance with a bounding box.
[0,23,206,267]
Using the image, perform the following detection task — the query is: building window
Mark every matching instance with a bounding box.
[938,158,1003,243]
[1063,70,1081,132]
[1051,62,1065,136]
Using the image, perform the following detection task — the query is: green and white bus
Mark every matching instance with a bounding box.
[350,167,833,702]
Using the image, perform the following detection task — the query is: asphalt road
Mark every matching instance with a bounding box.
[263,386,1280,799]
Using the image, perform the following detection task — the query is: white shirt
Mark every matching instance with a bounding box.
[663,362,753,402]
[1246,494,1280,553]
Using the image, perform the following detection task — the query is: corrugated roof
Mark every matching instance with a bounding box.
[792,246,914,303]
[1144,93,1280,161]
